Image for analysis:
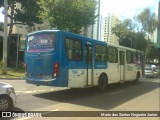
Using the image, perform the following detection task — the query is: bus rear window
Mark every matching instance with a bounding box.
[27,33,56,52]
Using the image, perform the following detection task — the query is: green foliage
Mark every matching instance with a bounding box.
[136,8,159,35]
[112,19,148,51]
[39,0,97,33]
[146,45,159,63]
[14,0,43,26]
[0,0,43,35]
[112,8,159,52]
[135,8,159,53]
[0,0,42,26]
[155,42,160,48]
[0,60,25,78]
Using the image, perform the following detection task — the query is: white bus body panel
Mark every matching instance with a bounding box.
[68,69,86,88]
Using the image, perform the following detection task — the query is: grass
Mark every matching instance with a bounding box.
[0,61,25,79]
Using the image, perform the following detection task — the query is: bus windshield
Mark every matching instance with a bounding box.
[27,33,56,52]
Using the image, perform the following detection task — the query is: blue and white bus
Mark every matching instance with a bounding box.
[25,30,145,90]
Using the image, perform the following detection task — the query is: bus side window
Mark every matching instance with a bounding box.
[108,46,118,63]
[136,52,141,64]
[72,41,82,60]
[67,50,72,59]
[126,51,132,64]
[132,52,136,64]
[95,45,107,62]
[65,37,82,60]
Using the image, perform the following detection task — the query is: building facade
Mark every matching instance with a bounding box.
[100,13,120,45]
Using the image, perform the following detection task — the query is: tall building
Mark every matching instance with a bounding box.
[74,0,101,40]
[101,13,120,45]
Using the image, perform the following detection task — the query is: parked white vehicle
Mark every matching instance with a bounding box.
[145,64,158,78]
[0,82,16,111]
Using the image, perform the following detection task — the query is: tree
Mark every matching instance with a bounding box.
[39,0,97,34]
[112,19,148,51]
[136,8,159,40]
[112,8,160,52]
[0,0,43,36]
[146,45,159,63]
[136,8,160,64]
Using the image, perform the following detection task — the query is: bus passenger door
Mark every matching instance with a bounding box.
[84,45,94,86]
[119,51,125,81]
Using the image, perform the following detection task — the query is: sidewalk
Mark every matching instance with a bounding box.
[0,67,25,80]
[0,73,25,80]
[0,77,24,80]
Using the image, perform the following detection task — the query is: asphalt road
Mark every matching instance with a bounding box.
[0,78,159,120]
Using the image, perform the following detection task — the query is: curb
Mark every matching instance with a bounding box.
[0,78,24,80]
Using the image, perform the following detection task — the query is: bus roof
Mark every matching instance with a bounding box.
[26,30,143,53]
[26,29,106,45]
[107,43,143,53]
[26,29,61,36]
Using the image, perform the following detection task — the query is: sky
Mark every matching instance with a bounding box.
[101,0,159,19]
[0,0,159,22]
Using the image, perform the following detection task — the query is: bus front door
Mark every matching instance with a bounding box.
[119,51,125,81]
[85,45,94,86]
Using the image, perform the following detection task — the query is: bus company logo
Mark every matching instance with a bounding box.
[2,112,11,117]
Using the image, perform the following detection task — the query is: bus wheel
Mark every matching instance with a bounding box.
[98,74,107,91]
[134,73,140,83]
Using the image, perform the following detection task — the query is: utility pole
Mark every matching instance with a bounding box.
[2,0,8,74]
[97,0,101,40]
[16,25,19,69]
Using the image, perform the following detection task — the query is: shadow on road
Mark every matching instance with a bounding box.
[33,80,160,110]
[11,107,24,112]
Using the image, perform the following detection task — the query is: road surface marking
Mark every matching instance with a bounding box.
[15,89,55,94]
[110,90,124,95]
[15,87,68,95]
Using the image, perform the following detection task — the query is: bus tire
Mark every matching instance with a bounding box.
[134,72,140,83]
[98,74,108,91]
